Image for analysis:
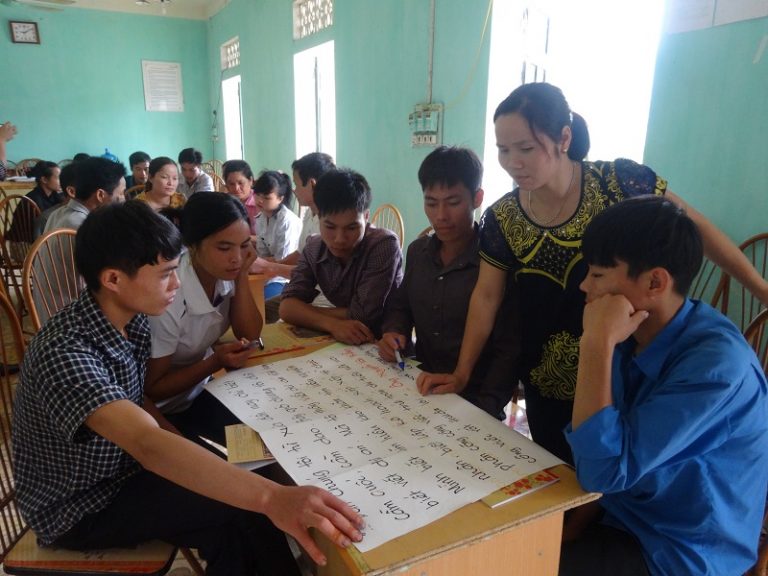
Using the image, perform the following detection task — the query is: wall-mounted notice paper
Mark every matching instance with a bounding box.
[206,344,563,552]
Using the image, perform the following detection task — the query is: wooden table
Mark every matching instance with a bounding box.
[243,326,599,576]
[0,180,35,195]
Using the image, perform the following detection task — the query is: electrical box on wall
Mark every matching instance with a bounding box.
[409,103,442,147]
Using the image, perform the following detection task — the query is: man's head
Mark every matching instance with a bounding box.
[418,146,484,244]
[291,152,335,207]
[314,168,371,261]
[59,162,79,201]
[74,157,127,206]
[76,201,182,315]
[580,196,703,305]
[129,151,151,186]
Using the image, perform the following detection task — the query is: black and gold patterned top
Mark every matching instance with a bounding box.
[479,159,666,459]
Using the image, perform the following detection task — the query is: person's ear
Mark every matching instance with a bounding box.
[100,268,123,295]
[473,188,484,210]
[363,209,370,223]
[308,178,317,191]
[95,189,108,204]
[560,125,572,154]
[647,268,671,296]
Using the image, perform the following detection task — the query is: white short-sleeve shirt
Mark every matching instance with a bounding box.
[148,252,235,413]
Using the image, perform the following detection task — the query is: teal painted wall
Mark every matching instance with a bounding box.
[207,0,492,246]
[0,5,210,166]
[644,17,768,244]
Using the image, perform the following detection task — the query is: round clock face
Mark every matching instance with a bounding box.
[11,22,39,44]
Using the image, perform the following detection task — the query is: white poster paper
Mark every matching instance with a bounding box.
[206,344,562,551]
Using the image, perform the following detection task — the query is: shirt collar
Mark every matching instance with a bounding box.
[178,253,234,315]
[423,224,480,270]
[68,199,90,214]
[619,298,694,380]
[77,289,147,349]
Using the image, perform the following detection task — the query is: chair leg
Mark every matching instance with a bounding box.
[180,546,206,576]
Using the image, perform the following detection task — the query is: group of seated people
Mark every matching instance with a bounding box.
[7,82,768,576]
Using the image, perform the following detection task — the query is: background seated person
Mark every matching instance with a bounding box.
[279,168,403,345]
[135,156,186,211]
[145,193,262,446]
[252,170,302,299]
[177,147,213,197]
[0,120,17,181]
[223,159,259,236]
[561,196,768,576]
[45,157,126,233]
[124,150,150,190]
[378,146,519,419]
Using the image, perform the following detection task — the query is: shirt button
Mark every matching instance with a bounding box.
[433,332,440,336]
[437,276,444,280]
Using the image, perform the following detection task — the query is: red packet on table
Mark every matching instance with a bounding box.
[481,468,560,508]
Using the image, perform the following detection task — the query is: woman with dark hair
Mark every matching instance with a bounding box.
[177,147,213,197]
[223,159,259,235]
[144,192,262,444]
[26,160,62,212]
[417,82,768,463]
[253,170,302,298]
[135,156,186,211]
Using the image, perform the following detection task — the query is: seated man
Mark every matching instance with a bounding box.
[13,201,363,574]
[377,146,519,418]
[261,152,336,322]
[561,196,768,576]
[124,150,150,191]
[44,156,126,233]
[279,168,403,344]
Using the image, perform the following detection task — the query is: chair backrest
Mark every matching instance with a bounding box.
[744,309,768,376]
[14,159,42,177]
[690,257,728,312]
[732,233,768,332]
[210,172,226,192]
[371,203,405,249]
[418,225,433,238]
[125,184,145,201]
[23,229,82,332]
[201,159,224,179]
[0,195,41,261]
[0,292,28,561]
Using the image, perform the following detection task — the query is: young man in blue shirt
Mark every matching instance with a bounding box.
[561,196,768,575]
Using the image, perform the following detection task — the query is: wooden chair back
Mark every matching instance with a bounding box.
[690,257,728,312]
[0,292,26,563]
[200,159,224,179]
[125,184,146,201]
[13,159,42,177]
[732,233,768,332]
[211,172,226,192]
[744,309,768,376]
[22,229,83,332]
[371,203,405,249]
[418,225,433,238]
[0,195,41,316]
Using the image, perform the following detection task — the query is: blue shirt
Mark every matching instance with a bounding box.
[566,299,768,576]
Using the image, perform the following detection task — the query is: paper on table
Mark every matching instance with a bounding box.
[206,344,563,551]
[225,424,274,464]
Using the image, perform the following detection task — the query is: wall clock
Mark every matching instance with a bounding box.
[9,21,40,44]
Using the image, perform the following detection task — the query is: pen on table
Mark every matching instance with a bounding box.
[394,348,405,371]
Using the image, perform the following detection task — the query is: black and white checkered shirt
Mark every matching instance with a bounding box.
[12,290,148,545]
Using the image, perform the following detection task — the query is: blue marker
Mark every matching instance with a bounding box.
[394,348,405,371]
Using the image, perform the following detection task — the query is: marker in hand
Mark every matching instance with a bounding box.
[394,348,405,371]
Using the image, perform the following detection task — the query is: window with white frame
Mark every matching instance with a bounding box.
[293,40,336,160]
[292,0,333,40]
[220,36,240,71]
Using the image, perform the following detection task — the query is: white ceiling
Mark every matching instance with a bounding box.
[70,0,229,20]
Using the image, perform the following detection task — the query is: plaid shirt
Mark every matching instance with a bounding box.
[12,290,147,545]
[282,225,403,335]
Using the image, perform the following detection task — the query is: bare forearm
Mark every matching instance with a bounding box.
[572,334,613,429]
[146,355,220,401]
[277,251,300,266]
[455,290,502,381]
[231,275,263,339]
[280,298,344,330]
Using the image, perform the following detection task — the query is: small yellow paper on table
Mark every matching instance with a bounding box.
[225,424,275,464]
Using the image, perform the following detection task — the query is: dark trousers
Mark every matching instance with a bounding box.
[55,470,301,576]
[166,389,242,448]
[559,523,650,576]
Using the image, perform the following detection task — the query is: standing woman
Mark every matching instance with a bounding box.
[144,192,262,445]
[177,147,214,197]
[223,159,259,236]
[135,156,186,211]
[417,82,768,462]
[253,170,302,298]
